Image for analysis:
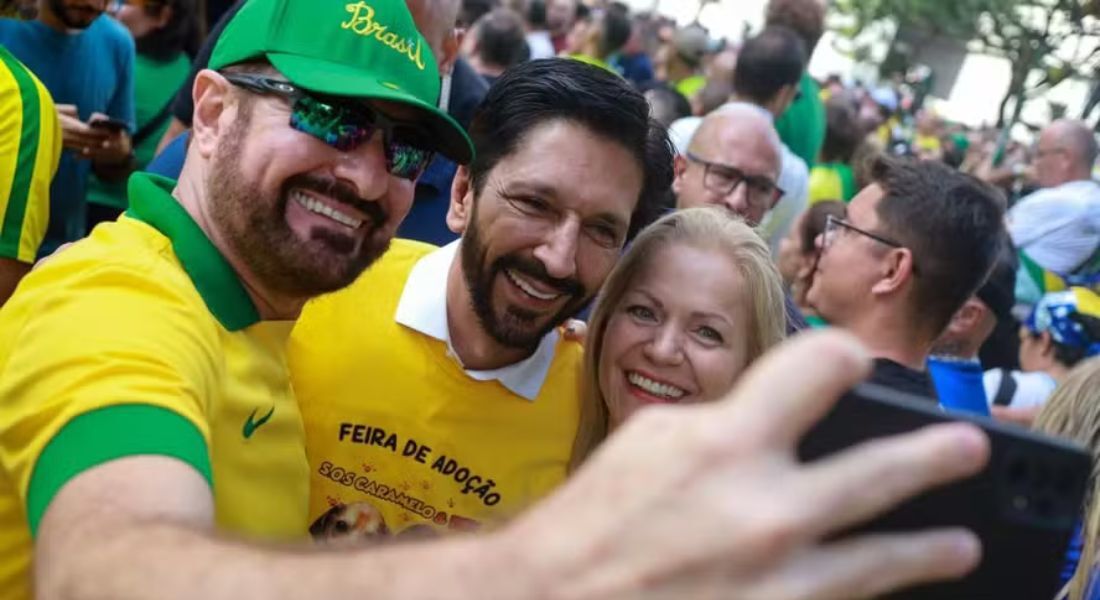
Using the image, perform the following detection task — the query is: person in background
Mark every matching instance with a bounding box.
[0,44,62,305]
[1033,358,1100,600]
[640,80,691,129]
[457,0,493,28]
[0,0,135,254]
[614,12,653,87]
[463,7,528,85]
[913,108,944,161]
[985,288,1100,419]
[655,25,708,101]
[1010,120,1100,308]
[766,0,826,169]
[809,96,863,204]
[925,239,1018,415]
[690,78,732,117]
[523,0,555,59]
[563,5,630,74]
[570,207,787,468]
[807,157,1006,399]
[729,25,809,256]
[87,0,198,219]
[545,0,575,54]
[776,200,846,324]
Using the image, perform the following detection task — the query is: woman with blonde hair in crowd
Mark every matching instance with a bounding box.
[1033,358,1100,600]
[571,207,788,468]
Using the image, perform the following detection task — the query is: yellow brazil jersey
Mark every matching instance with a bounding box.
[290,240,583,541]
[0,173,308,600]
[0,47,61,263]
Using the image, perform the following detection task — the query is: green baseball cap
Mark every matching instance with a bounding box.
[209,0,473,164]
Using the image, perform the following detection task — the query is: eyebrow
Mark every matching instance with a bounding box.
[630,289,735,327]
[503,183,630,232]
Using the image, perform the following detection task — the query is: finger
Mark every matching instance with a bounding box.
[563,320,587,342]
[56,104,79,117]
[794,422,989,539]
[709,330,871,447]
[763,529,980,600]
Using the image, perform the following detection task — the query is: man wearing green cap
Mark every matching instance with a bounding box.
[0,0,999,597]
[0,0,469,596]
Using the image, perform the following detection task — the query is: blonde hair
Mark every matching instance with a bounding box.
[1034,358,1100,600]
[569,207,787,470]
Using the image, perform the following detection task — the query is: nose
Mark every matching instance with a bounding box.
[643,324,685,366]
[721,181,752,220]
[532,216,580,280]
[331,130,392,201]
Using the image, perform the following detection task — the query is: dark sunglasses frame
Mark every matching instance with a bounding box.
[220,72,435,181]
[824,215,920,275]
[685,152,785,210]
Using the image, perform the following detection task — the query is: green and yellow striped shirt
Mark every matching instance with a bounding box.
[0,47,60,263]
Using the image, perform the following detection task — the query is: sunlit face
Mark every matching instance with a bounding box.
[206,84,416,298]
[1034,128,1071,189]
[806,184,891,325]
[673,115,781,226]
[48,0,106,28]
[455,119,642,351]
[598,243,753,428]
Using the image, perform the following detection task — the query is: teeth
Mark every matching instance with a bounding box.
[293,191,364,229]
[505,269,561,301]
[627,372,685,399]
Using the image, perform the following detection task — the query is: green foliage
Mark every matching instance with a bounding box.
[833,0,1100,125]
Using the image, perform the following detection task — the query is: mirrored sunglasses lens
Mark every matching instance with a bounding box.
[386,142,434,180]
[290,96,372,152]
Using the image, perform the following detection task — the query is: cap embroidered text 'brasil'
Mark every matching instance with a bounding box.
[209,0,473,164]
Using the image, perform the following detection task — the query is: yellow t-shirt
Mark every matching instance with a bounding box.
[0,47,60,263]
[0,173,308,600]
[675,74,707,99]
[290,240,583,540]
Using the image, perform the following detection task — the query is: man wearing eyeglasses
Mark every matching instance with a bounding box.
[807,157,1006,399]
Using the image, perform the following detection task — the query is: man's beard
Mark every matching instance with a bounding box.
[205,119,390,299]
[460,205,589,351]
[49,0,101,29]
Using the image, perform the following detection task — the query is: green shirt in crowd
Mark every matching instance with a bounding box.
[88,52,190,210]
[774,72,826,169]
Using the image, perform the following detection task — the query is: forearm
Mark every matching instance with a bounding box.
[38,521,533,600]
[0,257,30,306]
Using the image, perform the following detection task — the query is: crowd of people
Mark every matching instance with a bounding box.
[1,0,1100,598]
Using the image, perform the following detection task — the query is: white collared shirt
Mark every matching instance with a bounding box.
[393,241,561,401]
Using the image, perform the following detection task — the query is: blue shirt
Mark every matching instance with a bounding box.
[0,15,135,254]
[926,356,991,416]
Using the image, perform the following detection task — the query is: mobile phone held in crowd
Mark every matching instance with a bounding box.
[88,116,129,132]
[799,383,1091,599]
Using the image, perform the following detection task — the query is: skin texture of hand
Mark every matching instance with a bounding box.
[56,105,132,163]
[502,330,990,600]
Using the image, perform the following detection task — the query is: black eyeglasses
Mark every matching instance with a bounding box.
[823,215,919,274]
[221,73,435,181]
[685,152,784,211]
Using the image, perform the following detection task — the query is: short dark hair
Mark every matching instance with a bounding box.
[733,26,806,105]
[821,96,862,163]
[468,58,675,242]
[871,157,1007,336]
[799,200,846,254]
[135,0,200,60]
[474,8,529,70]
[459,0,497,28]
[765,0,825,55]
[597,7,632,58]
[640,81,692,127]
[526,0,547,27]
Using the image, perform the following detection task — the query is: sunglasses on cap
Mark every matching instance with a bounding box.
[221,73,435,181]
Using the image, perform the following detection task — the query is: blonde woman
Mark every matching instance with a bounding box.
[1033,358,1100,600]
[572,207,788,468]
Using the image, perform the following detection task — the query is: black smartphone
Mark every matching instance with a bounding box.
[88,116,129,132]
[798,383,1091,599]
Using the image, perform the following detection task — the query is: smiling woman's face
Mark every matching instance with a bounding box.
[598,242,753,428]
